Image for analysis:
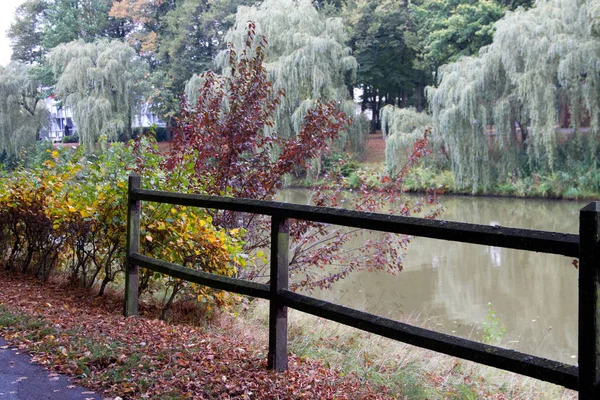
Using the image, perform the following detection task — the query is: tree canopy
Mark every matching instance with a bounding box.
[9,0,130,65]
[201,0,363,152]
[4,0,546,156]
[347,0,423,124]
[408,0,506,78]
[0,63,48,159]
[428,0,600,191]
[7,0,48,65]
[49,40,148,151]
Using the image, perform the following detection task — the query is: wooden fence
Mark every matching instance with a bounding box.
[124,174,600,398]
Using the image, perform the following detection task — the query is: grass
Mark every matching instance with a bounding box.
[311,162,600,200]
[235,299,577,400]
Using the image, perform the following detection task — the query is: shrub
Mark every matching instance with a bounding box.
[0,137,245,316]
[322,152,361,177]
[61,134,79,143]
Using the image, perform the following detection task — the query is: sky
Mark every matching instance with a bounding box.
[0,0,25,66]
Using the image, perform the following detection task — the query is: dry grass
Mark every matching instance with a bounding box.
[225,299,577,400]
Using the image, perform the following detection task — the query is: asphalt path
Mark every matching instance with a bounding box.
[0,337,104,400]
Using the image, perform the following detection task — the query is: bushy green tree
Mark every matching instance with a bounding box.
[408,0,506,83]
[428,0,600,191]
[9,0,131,64]
[0,63,48,160]
[7,0,48,65]
[108,0,259,124]
[43,0,129,49]
[153,0,259,123]
[49,40,149,151]
[381,106,445,175]
[346,0,423,127]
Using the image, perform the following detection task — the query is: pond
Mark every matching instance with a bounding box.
[280,189,587,365]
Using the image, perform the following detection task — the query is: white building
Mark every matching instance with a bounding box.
[40,98,166,142]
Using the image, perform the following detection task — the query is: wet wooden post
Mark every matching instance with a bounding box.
[579,201,600,399]
[267,215,289,372]
[124,174,141,317]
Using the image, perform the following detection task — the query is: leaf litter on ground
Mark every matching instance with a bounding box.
[0,272,391,399]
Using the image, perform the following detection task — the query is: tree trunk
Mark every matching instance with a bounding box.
[125,105,133,141]
[98,275,110,297]
[416,71,426,112]
[160,285,181,321]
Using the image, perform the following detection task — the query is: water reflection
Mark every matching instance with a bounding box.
[280,190,586,364]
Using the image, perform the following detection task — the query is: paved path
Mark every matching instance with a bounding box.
[0,338,104,400]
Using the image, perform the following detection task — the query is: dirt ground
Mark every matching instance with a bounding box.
[364,131,385,164]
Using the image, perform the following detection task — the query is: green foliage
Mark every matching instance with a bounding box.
[481,302,506,345]
[0,136,245,311]
[9,1,131,66]
[428,0,600,191]
[0,63,49,158]
[350,1,413,90]
[408,0,506,74]
[403,166,455,192]
[43,0,122,50]
[212,0,365,153]
[151,0,259,123]
[347,0,424,114]
[7,0,48,64]
[61,134,79,143]
[49,39,149,152]
[321,152,361,177]
[381,106,451,175]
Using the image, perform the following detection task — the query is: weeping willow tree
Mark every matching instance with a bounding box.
[381,106,439,176]
[49,40,148,152]
[186,0,366,155]
[0,63,48,159]
[427,0,600,191]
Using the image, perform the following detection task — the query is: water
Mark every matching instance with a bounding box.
[280,189,587,365]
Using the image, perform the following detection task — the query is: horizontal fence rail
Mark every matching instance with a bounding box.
[131,188,580,257]
[130,253,270,300]
[124,174,600,398]
[281,290,578,389]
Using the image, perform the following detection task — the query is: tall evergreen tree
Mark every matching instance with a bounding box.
[346,0,422,129]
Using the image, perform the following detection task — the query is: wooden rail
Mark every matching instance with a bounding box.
[124,174,599,398]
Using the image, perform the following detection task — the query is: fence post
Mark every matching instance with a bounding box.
[579,202,600,398]
[267,215,289,372]
[124,174,141,317]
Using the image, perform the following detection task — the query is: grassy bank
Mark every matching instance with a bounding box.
[244,300,575,400]
[298,161,600,200]
[0,272,576,399]
[401,167,600,200]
